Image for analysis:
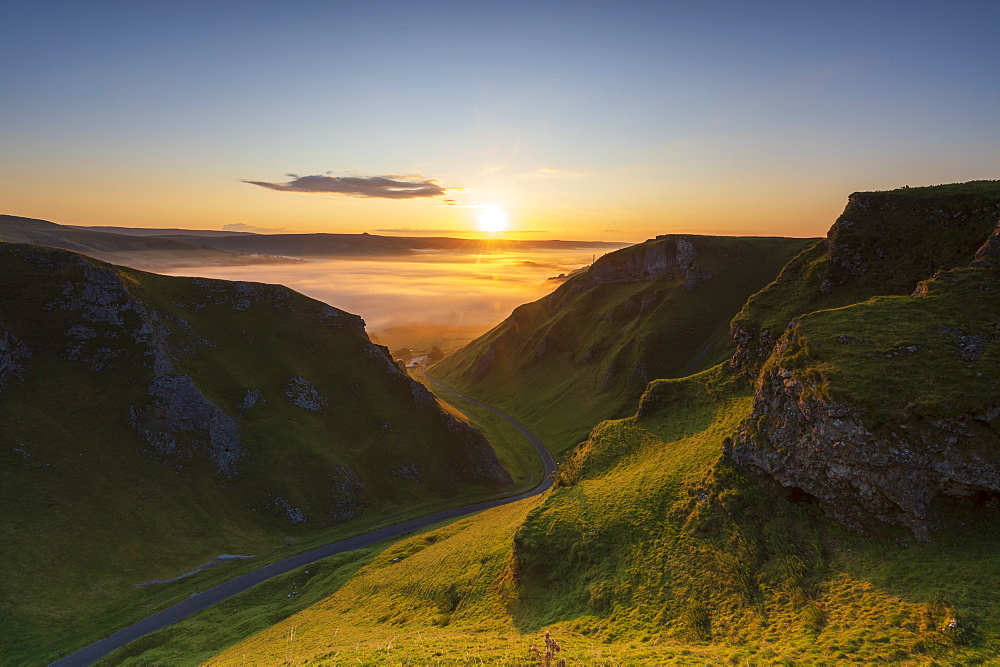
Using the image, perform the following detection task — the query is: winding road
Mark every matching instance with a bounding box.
[51,376,555,667]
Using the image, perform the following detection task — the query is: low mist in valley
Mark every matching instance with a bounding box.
[163,248,597,349]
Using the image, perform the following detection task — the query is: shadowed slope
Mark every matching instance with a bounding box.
[0,242,510,663]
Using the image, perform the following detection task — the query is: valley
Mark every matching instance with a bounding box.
[2,181,1000,664]
[5,2,998,663]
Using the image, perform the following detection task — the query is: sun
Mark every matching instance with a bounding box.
[476,205,509,233]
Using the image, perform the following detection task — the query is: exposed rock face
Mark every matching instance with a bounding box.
[462,235,714,387]
[726,185,1000,539]
[330,465,365,522]
[409,379,438,409]
[2,242,514,521]
[0,328,31,388]
[239,388,263,412]
[728,333,1000,540]
[972,221,1000,267]
[581,235,710,288]
[728,323,780,373]
[285,376,328,411]
[442,412,512,485]
[54,263,173,372]
[130,373,247,475]
[42,255,248,474]
[263,496,309,523]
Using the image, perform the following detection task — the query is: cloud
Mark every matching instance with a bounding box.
[243,173,453,199]
[221,222,288,234]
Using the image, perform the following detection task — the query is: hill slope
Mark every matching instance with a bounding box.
[208,181,1000,663]
[0,242,511,663]
[167,231,625,257]
[0,215,291,271]
[729,181,1000,372]
[433,234,814,454]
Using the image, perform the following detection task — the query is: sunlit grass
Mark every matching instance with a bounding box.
[207,361,1000,663]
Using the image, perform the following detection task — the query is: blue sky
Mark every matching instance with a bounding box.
[2,0,998,239]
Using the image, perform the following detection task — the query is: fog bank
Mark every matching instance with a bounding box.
[164,248,597,345]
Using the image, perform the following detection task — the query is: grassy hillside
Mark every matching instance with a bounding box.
[0,242,512,663]
[433,234,813,455]
[206,181,1000,663]
[0,214,291,270]
[729,180,1000,371]
[211,364,1000,663]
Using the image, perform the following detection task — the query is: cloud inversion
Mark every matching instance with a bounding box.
[243,174,451,199]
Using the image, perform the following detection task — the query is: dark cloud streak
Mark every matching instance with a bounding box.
[243,174,450,199]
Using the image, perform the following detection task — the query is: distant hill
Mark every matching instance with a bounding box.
[0,215,291,271]
[166,231,627,257]
[8,215,628,262]
[432,233,814,454]
[66,225,257,237]
[0,242,511,663]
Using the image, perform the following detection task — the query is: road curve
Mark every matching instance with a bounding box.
[51,377,556,667]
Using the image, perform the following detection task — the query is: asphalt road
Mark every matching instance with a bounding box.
[51,376,556,667]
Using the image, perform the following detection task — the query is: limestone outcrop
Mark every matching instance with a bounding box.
[728,325,1000,540]
[726,183,1000,538]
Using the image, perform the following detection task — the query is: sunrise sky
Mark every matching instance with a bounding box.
[2,1,998,241]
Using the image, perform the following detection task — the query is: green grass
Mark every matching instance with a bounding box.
[210,361,1000,662]
[94,371,550,665]
[14,182,1000,663]
[433,235,812,456]
[419,374,545,492]
[771,266,1000,424]
[870,179,1000,198]
[0,243,516,663]
[204,184,1000,662]
[98,543,389,665]
[730,181,1000,371]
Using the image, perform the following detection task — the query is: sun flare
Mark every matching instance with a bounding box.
[476,205,509,233]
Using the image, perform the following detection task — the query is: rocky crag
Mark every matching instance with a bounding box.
[729,184,1000,372]
[726,181,1000,538]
